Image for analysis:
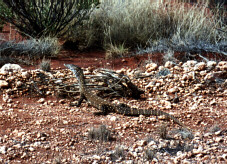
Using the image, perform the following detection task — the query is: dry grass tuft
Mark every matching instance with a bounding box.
[105,43,129,59]
[88,125,111,142]
[40,58,51,72]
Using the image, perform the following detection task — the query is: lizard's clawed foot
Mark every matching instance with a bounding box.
[69,102,80,107]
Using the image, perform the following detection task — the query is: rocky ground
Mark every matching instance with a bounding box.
[0,60,226,163]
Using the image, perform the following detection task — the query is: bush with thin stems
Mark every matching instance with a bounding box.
[2,0,99,38]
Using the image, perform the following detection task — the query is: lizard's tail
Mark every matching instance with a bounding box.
[116,104,188,129]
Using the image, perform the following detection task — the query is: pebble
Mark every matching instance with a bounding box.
[194,62,206,71]
[0,146,7,154]
[0,80,8,88]
[21,71,30,78]
[146,63,158,72]
[0,63,22,73]
[38,98,45,103]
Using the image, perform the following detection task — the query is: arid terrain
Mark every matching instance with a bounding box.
[0,56,226,163]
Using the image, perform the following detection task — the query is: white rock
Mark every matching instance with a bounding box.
[194,62,206,71]
[0,146,7,154]
[109,116,118,121]
[182,72,194,80]
[207,61,217,68]
[217,61,227,71]
[2,94,9,102]
[215,137,224,143]
[146,63,158,73]
[29,147,35,152]
[137,140,147,146]
[0,63,22,73]
[204,71,223,81]
[21,71,30,79]
[0,80,8,88]
[193,146,203,154]
[38,98,45,103]
[165,61,174,68]
[182,60,197,68]
[55,79,62,84]
[168,87,179,93]
[16,81,23,87]
[200,70,207,76]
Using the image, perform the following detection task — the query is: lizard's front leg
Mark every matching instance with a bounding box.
[70,93,85,107]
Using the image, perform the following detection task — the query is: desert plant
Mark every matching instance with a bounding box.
[144,148,156,161]
[137,2,227,55]
[159,124,168,139]
[0,0,13,31]
[88,125,111,142]
[163,49,178,64]
[110,145,125,161]
[105,43,129,59]
[0,37,60,59]
[2,0,99,38]
[40,58,51,72]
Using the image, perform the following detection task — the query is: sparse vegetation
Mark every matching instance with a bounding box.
[110,145,125,161]
[159,124,168,139]
[2,0,98,38]
[68,1,226,54]
[0,37,60,59]
[0,0,12,31]
[163,49,178,64]
[105,43,129,59]
[179,129,194,140]
[88,125,111,142]
[40,58,51,72]
[144,148,156,161]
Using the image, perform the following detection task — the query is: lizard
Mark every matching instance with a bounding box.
[64,64,188,129]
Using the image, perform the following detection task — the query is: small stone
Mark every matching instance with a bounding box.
[0,63,22,73]
[59,99,65,104]
[93,155,101,160]
[29,147,35,152]
[214,130,222,135]
[63,120,68,125]
[194,62,206,71]
[55,79,63,84]
[207,61,216,68]
[21,71,30,78]
[193,146,203,154]
[217,61,227,71]
[215,137,224,143]
[0,146,7,154]
[21,152,27,159]
[109,116,118,121]
[146,63,158,72]
[137,140,147,146]
[182,60,197,68]
[0,80,8,88]
[168,87,179,93]
[16,81,23,87]
[38,98,45,103]
[165,61,174,68]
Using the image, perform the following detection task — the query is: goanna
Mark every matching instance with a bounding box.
[64,64,188,129]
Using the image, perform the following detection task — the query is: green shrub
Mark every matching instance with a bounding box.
[2,0,99,38]
[0,0,13,31]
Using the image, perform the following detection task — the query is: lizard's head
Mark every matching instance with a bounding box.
[64,64,83,79]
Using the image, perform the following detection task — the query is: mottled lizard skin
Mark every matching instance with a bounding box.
[65,64,187,128]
